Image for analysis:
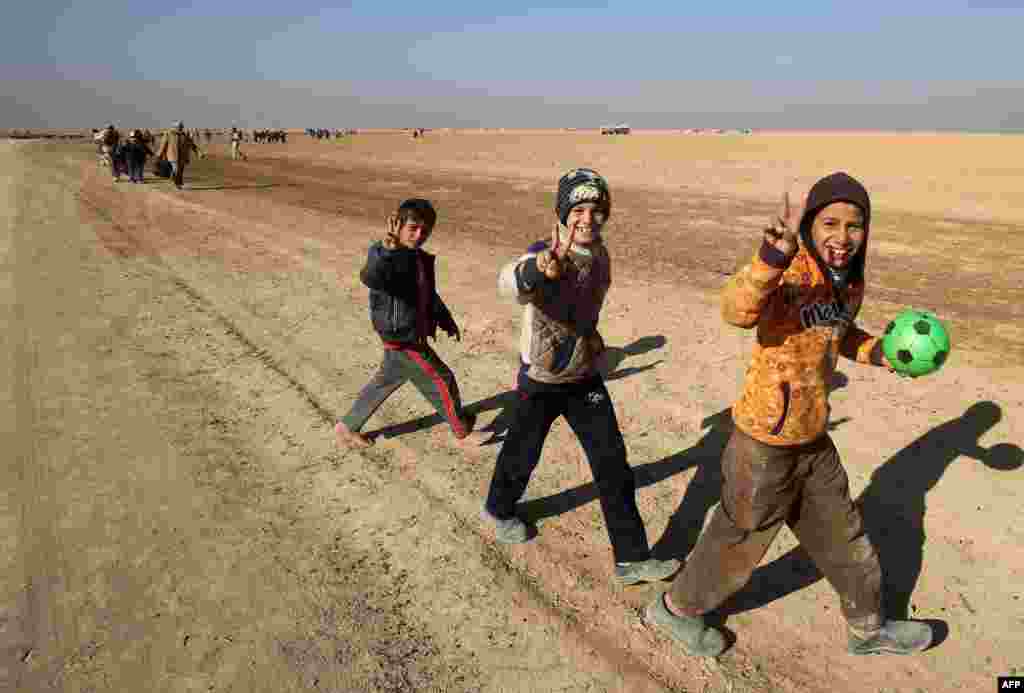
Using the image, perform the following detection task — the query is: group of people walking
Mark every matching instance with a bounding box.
[335,167,935,658]
[94,122,204,189]
[93,125,154,182]
[306,128,355,140]
[252,129,288,143]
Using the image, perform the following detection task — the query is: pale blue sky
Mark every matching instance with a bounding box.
[2,1,1022,129]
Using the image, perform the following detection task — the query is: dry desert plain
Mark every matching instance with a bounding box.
[2,130,1023,692]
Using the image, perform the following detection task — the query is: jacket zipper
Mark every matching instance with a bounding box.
[769,382,792,436]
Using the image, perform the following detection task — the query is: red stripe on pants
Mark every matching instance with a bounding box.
[404,349,467,438]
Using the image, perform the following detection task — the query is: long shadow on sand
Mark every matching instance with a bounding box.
[364,335,667,443]
[714,400,1023,643]
[185,183,288,191]
[516,371,851,554]
[518,406,733,531]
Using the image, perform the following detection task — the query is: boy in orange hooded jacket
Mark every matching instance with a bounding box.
[646,173,933,658]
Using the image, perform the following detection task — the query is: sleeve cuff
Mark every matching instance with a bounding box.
[519,257,544,290]
[758,240,791,269]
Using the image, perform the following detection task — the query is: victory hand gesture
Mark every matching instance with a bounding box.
[536,222,576,280]
[383,214,401,250]
[763,189,804,259]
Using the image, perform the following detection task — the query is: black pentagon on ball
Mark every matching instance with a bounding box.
[885,321,895,335]
[914,320,932,335]
[897,349,914,364]
[933,350,948,367]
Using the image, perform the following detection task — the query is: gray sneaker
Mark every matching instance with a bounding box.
[613,558,682,586]
[645,592,727,657]
[847,620,933,655]
[480,506,530,544]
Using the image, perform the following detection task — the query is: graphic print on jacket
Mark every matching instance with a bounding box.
[800,300,853,331]
[498,238,610,385]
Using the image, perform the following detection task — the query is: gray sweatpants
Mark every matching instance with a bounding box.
[340,344,470,438]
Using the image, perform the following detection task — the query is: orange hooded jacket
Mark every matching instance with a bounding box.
[724,172,884,446]
[724,242,880,446]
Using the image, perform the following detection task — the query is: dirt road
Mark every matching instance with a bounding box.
[2,137,1022,692]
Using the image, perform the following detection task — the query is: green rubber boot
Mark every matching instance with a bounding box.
[848,620,933,655]
[645,592,727,657]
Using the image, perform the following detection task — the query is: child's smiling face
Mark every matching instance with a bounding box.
[398,217,432,249]
[564,202,606,246]
[810,202,865,269]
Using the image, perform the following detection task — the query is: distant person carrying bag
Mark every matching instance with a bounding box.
[153,158,173,179]
[156,121,203,190]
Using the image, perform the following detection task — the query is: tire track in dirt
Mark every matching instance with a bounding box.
[6,150,367,691]
[1,147,473,692]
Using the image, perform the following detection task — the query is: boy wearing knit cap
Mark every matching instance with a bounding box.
[646,172,933,657]
[336,198,488,450]
[121,131,155,184]
[482,168,681,586]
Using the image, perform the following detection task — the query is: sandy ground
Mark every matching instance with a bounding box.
[2,133,1023,693]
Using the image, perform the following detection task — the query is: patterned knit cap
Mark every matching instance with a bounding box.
[556,168,611,226]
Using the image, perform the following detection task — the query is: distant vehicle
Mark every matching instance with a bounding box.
[600,124,631,135]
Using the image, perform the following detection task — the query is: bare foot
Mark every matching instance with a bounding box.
[335,422,373,449]
[451,415,491,448]
[452,430,491,448]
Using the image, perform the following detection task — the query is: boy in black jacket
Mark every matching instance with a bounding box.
[336,199,487,449]
[121,130,155,183]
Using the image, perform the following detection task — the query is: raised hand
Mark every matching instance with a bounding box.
[763,188,804,259]
[383,214,401,250]
[536,222,576,280]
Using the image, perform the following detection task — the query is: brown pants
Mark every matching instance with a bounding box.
[669,427,883,632]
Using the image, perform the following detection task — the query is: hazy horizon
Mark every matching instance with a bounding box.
[3,2,1023,131]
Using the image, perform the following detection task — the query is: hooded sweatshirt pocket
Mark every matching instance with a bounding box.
[549,336,578,374]
[769,381,792,436]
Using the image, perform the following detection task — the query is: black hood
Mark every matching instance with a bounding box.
[798,171,871,289]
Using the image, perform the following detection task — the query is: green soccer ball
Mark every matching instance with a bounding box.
[881,309,951,378]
